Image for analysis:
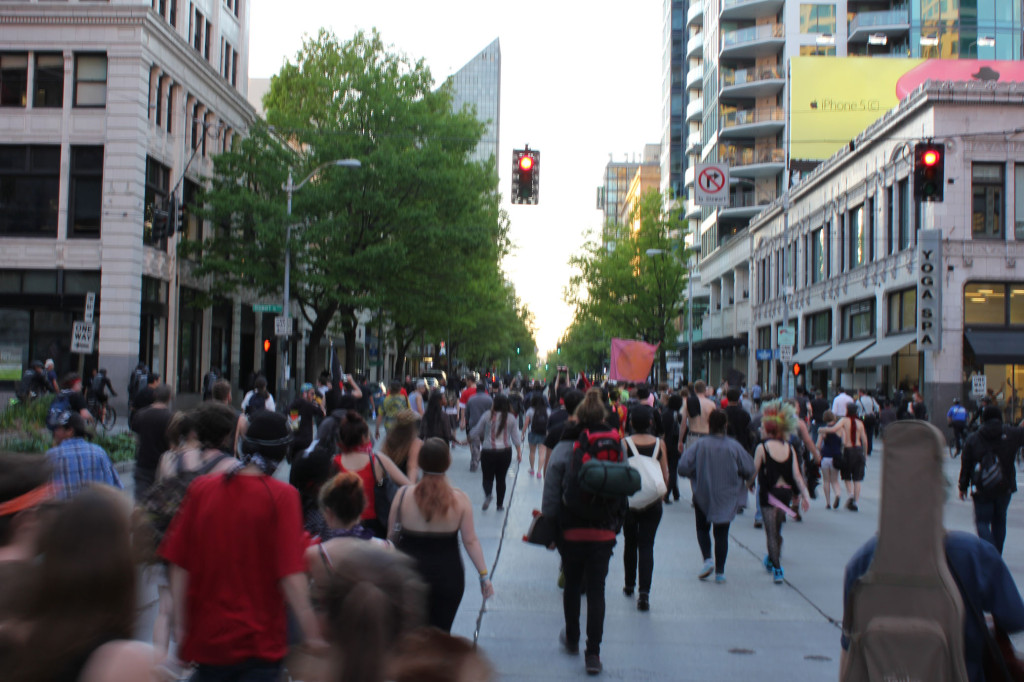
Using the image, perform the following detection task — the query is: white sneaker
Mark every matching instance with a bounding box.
[482,494,493,511]
[698,558,714,580]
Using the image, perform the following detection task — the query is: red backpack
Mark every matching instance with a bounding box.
[562,428,640,524]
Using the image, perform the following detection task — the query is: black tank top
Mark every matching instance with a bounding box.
[759,439,797,490]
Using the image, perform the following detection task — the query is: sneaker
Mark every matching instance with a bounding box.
[559,629,579,655]
[833,497,841,509]
[846,498,858,511]
[622,586,634,597]
[585,653,603,675]
[763,554,773,572]
[637,592,650,611]
[698,558,714,580]
[496,504,504,511]
[482,494,493,511]
[773,566,785,584]
[754,519,763,529]
[715,573,726,584]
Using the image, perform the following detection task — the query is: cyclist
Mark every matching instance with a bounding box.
[89,367,117,425]
[946,397,968,457]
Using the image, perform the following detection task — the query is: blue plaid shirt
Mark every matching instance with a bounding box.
[48,437,123,499]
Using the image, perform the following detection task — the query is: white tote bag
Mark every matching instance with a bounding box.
[625,437,668,510]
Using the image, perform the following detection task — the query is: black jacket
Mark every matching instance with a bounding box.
[959,419,1023,499]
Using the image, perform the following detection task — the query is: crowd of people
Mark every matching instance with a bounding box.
[5,358,1024,680]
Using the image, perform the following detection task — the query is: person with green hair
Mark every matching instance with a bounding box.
[750,400,811,584]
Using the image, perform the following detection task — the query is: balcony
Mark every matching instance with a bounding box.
[720,0,785,21]
[719,105,785,139]
[687,130,702,154]
[848,8,910,43]
[720,145,786,178]
[686,62,703,91]
[687,0,703,27]
[687,32,704,59]
[720,64,785,100]
[718,188,773,220]
[721,23,785,59]
[686,198,702,220]
[686,96,704,122]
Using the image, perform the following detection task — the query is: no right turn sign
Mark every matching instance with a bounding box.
[695,163,730,207]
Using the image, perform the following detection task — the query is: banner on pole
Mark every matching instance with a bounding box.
[609,338,660,382]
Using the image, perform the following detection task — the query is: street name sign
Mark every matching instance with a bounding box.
[253,303,283,314]
[84,292,96,323]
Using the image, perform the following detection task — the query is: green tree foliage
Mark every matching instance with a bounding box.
[183,29,529,379]
[565,190,691,378]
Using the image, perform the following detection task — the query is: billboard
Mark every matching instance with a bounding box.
[789,58,1024,160]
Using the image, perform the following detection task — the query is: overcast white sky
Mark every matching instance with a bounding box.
[249,0,663,355]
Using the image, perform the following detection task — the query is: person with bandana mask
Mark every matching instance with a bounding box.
[159,410,328,680]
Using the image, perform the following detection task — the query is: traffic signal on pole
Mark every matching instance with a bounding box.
[151,201,170,240]
[528,363,532,371]
[263,338,272,353]
[511,147,539,205]
[557,345,561,355]
[516,346,521,355]
[792,362,802,377]
[913,142,944,202]
[545,363,549,371]
[174,196,185,236]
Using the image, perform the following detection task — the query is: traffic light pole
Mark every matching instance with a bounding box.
[782,194,791,400]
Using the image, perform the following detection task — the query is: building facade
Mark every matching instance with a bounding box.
[447,38,500,167]
[0,0,255,406]
[661,0,685,209]
[713,81,1024,425]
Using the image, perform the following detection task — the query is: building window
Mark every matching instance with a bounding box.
[231,51,238,87]
[824,220,832,277]
[69,146,103,238]
[849,204,865,269]
[866,197,875,262]
[898,178,911,250]
[144,156,171,249]
[73,54,107,107]
[0,145,60,236]
[886,185,894,254]
[33,53,64,108]
[1016,165,1024,240]
[165,82,173,134]
[204,20,212,60]
[842,299,874,341]
[0,53,28,107]
[182,178,201,241]
[888,288,916,333]
[226,0,240,17]
[193,9,204,52]
[799,4,836,34]
[972,163,1004,239]
[805,310,831,347]
[965,283,1008,325]
[799,45,836,56]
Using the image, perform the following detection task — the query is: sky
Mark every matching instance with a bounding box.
[249,0,664,355]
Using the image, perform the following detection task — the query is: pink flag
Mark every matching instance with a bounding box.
[609,338,660,382]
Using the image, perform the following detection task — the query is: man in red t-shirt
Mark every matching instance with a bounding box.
[160,409,325,678]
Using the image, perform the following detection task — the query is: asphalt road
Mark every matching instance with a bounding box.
[442,435,1024,681]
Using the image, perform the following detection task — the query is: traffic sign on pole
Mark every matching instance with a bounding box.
[274,316,293,337]
[695,163,730,207]
[780,345,793,363]
[777,326,796,347]
[84,292,96,323]
[71,321,95,354]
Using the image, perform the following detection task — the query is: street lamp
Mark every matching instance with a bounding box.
[646,248,694,385]
[280,158,361,402]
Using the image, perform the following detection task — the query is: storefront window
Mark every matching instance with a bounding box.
[1010,285,1024,324]
[972,163,1004,239]
[965,283,1007,325]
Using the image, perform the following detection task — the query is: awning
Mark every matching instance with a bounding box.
[812,339,876,369]
[965,329,1024,364]
[852,333,917,368]
[792,345,830,365]
[692,335,747,353]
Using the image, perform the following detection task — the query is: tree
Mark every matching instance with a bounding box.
[184,29,507,379]
[565,190,691,379]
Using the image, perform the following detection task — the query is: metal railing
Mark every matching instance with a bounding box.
[849,7,909,34]
[720,146,785,166]
[721,64,785,87]
[722,23,784,48]
[720,106,785,128]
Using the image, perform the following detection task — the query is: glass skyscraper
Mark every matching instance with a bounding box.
[447,38,501,166]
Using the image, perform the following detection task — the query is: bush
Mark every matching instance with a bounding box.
[93,432,136,463]
[0,393,55,432]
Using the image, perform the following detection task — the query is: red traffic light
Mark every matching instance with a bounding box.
[792,362,803,377]
[922,149,939,166]
[519,155,534,172]
[263,339,271,352]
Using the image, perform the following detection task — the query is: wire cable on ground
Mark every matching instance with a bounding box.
[472,452,523,647]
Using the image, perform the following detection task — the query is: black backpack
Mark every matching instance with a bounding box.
[531,408,549,435]
[246,392,267,416]
[91,374,106,397]
[46,390,74,431]
[129,368,147,401]
[971,439,1005,495]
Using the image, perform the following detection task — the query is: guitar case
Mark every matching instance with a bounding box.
[840,420,969,682]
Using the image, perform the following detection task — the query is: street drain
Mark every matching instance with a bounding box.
[805,655,832,662]
[728,648,755,655]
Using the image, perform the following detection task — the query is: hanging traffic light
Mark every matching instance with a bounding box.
[792,362,802,377]
[511,147,539,205]
[151,202,170,240]
[557,344,561,355]
[914,141,944,202]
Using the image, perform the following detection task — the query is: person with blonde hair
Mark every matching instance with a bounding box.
[751,400,811,584]
[387,437,493,632]
[381,409,423,482]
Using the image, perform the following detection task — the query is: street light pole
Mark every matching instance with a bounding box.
[281,158,361,405]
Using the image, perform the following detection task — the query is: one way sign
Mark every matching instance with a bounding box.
[695,163,730,207]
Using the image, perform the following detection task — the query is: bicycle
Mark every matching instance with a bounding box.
[88,398,117,432]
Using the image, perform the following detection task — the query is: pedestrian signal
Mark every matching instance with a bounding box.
[792,363,802,377]
[263,339,271,353]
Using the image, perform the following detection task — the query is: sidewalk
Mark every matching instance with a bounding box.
[443,437,1024,680]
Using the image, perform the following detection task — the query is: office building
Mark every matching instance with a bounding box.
[661,0,686,212]
[0,0,255,404]
[446,38,501,166]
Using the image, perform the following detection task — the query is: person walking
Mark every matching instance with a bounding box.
[820,403,869,511]
[332,411,410,539]
[46,412,122,499]
[678,409,755,584]
[751,400,812,584]
[947,397,969,457]
[463,382,493,473]
[855,388,880,456]
[659,394,683,503]
[131,383,173,501]
[387,437,493,632]
[620,406,669,607]
[470,394,522,511]
[815,410,844,509]
[542,387,622,675]
[958,405,1024,554]
[381,409,423,483]
[523,393,549,478]
[374,381,408,441]
[421,389,457,447]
